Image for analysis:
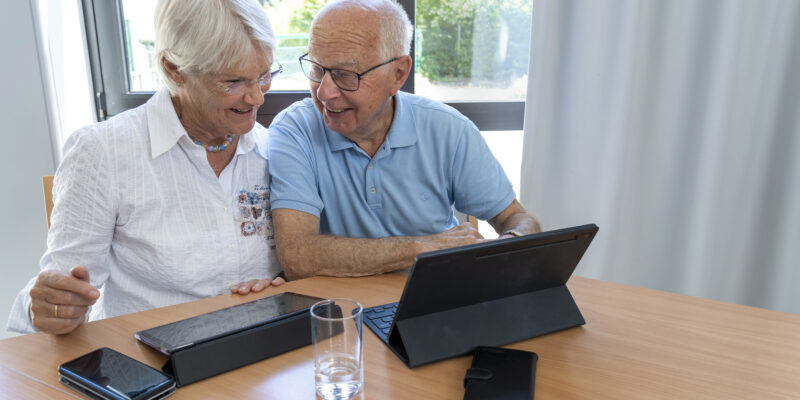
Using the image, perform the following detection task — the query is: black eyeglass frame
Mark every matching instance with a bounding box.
[298,53,400,92]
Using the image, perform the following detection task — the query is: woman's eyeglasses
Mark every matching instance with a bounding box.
[216,64,283,96]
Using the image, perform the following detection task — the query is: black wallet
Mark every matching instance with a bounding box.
[463,346,538,400]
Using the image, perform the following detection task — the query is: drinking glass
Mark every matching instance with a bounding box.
[311,298,363,400]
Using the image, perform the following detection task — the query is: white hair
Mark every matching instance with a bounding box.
[155,0,277,93]
[376,0,413,58]
[314,0,414,59]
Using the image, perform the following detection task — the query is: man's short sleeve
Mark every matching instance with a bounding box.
[267,105,325,218]
[450,120,516,221]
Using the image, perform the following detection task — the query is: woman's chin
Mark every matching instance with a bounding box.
[229,119,257,135]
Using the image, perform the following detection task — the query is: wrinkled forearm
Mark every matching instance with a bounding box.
[277,234,429,280]
[488,199,542,236]
[496,211,542,235]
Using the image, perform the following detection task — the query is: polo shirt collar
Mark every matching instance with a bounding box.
[384,92,417,149]
[328,128,355,151]
[327,92,418,152]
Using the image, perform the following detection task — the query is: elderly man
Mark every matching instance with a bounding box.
[267,0,540,280]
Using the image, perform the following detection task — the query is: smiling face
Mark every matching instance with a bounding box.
[168,43,272,143]
[307,5,410,145]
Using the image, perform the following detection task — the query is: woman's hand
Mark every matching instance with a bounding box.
[30,266,100,335]
[230,277,286,295]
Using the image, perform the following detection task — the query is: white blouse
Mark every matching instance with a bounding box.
[7,87,280,334]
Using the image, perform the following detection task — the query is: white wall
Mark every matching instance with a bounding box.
[0,1,56,338]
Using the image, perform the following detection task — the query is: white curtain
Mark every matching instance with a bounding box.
[521,0,800,314]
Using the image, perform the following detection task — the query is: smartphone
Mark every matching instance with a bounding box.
[58,347,176,400]
[135,291,323,355]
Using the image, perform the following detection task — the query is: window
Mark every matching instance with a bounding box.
[83,0,305,123]
[83,0,531,129]
[36,0,94,153]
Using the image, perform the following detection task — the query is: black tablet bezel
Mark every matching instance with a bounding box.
[134,292,323,355]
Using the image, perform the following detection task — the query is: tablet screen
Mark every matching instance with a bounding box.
[135,292,323,354]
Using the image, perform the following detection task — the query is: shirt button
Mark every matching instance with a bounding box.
[369,187,376,194]
[368,163,373,169]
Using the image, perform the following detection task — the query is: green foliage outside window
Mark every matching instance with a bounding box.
[416,0,531,84]
[275,0,532,85]
[286,0,327,46]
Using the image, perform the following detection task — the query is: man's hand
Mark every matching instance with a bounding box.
[420,222,484,252]
[30,266,99,335]
[230,277,286,295]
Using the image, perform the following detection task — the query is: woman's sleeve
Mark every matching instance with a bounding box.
[6,128,118,333]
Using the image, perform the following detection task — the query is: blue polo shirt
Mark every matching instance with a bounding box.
[267,91,515,238]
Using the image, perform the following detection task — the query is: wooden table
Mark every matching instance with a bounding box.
[1,273,799,399]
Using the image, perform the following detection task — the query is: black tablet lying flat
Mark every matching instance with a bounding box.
[135,292,323,355]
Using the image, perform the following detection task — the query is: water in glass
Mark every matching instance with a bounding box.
[315,352,363,399]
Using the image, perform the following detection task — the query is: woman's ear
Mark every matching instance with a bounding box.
[161,56,184,87]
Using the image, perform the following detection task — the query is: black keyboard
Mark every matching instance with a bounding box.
[362,302,399,343]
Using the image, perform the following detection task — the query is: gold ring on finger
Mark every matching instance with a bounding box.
[54,304,59,318]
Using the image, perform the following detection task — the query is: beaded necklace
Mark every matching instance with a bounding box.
[189,134,235,152]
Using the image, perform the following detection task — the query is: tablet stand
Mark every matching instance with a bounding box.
[162,311,311,387]
[392,285,584,368]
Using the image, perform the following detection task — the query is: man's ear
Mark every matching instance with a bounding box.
[161,56,184,86]
[389,55,412,95]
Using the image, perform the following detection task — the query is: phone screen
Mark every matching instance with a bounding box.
[59,347,174,400]
[135,292,323,354]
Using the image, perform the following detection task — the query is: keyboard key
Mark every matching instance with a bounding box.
[367,310,395,319]
[381,316,394,322]
[375,320,391,329]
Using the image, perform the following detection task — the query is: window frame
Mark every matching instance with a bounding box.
[82,0,523,129]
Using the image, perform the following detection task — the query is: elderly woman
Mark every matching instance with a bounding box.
[7,0,284,335]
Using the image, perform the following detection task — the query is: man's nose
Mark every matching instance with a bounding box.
[315,71,341,101]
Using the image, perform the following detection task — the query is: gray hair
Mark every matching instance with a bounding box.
[314,0,413,59]
[155,0,277,93]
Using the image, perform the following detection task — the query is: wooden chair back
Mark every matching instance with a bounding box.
[42,175,54,229]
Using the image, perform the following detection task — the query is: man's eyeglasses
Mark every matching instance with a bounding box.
[216,64,283,96]
[298,53,399,92]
